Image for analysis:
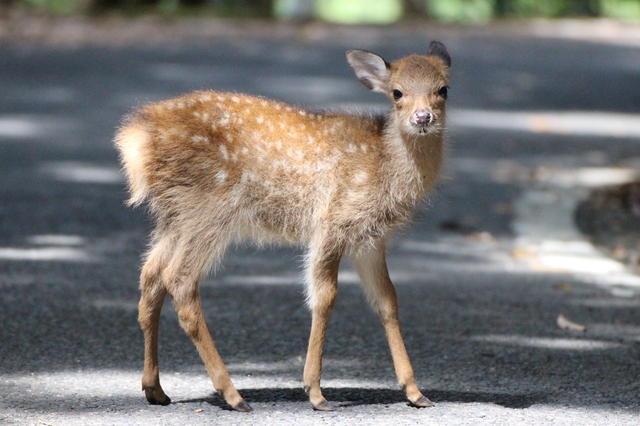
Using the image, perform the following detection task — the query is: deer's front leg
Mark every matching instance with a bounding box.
[303,238,343,411]
[351,241,434,408]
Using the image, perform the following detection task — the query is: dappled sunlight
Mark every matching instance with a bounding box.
[216,274,302,286]
[27,234,86,246]
[85,298,139,312]
[0,114,79,141]
[397,236,529,275]
[470,334,623,350]
[0,247,94,262]
[256,76,357,104]
[39,161,125,185]
[0,116,44,138]
[451,109,640,139]
[0,234,98,263]
[226,358,362,375]
[515,239,625,275]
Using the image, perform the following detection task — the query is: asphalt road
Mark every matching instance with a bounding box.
[1,19,640,425]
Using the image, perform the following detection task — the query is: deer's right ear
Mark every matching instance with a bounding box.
[346,50,390,93]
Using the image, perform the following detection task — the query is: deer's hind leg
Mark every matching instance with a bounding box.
[161,226,252,412]
[139,233,175,406]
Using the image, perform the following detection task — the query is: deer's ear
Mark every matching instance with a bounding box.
[428,41,451,68]
[346,50,390,93]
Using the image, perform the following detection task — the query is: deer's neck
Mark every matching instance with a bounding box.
[379,115,445,206]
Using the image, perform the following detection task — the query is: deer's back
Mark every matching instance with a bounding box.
[118,91,410,244]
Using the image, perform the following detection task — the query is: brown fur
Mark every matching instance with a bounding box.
[115,41,451,412]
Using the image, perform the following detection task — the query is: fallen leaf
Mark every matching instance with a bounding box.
[553,283,572,292]
[511,248,534,259]
[195,409,203,413]
[557,314,587,332]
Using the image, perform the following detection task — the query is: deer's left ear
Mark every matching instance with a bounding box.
[428,41,451,68]
[346,50,391,94]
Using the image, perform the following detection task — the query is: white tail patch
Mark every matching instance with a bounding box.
[114,124,150,206]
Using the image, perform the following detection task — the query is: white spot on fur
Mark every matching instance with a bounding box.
[215,170,227,183]
[220,113,230,127]
[226,134,234,143]
[353,171,368,184]
[231,173,248,206]
[257,116,264,124]
[242,147,249,155]
[346,143,356,153]
[276,141,282,150]
[231,96,240,103]
[219,144,229,161]
[299,110,307,116]
[360,144,368,153]
[191,135,209,144]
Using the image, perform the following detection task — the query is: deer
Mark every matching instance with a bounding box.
[115,41,451,412]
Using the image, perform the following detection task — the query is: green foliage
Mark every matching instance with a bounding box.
[426,0,635,22]
[21,0,87,14]
[601,0,640,20]
[427,0,493,23]
[315,0,403,24]
[9,0,640,21]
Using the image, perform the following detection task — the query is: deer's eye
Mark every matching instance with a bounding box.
[438,85,449,99]
[392,89,403,101]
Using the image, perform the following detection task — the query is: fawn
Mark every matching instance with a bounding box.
[115,41,451,412]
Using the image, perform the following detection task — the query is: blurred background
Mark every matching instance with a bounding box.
[5,0,640,22]
[3,0,640,424]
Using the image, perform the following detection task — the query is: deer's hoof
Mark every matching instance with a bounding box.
[312,400,335,411]
[410,395,435,408]
[232,400,253,412]
[144,386,171,406]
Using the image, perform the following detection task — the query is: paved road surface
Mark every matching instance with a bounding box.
[1,20,640,425]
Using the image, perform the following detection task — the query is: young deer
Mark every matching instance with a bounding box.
[115,41,450,412]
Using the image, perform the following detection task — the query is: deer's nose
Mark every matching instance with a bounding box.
[411,109,434,126]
